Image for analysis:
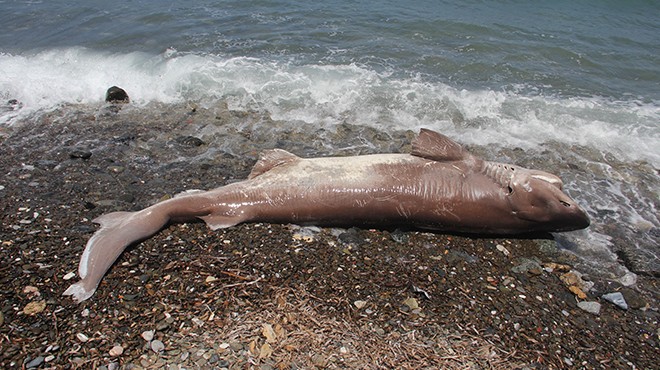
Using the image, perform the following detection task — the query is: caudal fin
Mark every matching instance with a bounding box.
[63,209,169,302]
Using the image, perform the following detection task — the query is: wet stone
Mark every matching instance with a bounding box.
[70,149,92,160]
[175,136,205,147]
[511,258,543,275]
[105,86,130,103]
[337,228,362,245]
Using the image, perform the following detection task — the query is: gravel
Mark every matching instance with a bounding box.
[0,102,658,369]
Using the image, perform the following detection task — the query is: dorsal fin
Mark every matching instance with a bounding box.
[411,128,472,162]
[248,149,301,179]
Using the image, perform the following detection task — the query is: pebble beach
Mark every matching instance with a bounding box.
[1,101,658,369]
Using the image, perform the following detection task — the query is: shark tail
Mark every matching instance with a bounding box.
[63,209,170,302]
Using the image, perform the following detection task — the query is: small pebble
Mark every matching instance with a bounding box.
[602,292,628,310]
[70,149,92,160]
[229,341,243,351]
[403,297,419,310]
[23,300,46,315]
[109,345,124,357]
[311,354,327,367]
[577,301,601,315]
[141,330,155,341]
[205,275,218,283]
[495,244,510,256]
[151,339,165,353]
[25,356,44,368]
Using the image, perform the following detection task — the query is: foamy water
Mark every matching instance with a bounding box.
[2,49,658,167]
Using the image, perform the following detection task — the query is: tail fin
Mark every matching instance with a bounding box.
[63,209,169,302]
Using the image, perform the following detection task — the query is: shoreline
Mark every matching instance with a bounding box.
[0,102,658,368]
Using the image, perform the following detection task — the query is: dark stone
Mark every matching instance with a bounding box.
[105,86,130,103]
[445,249,478,266]
[620,288,647,310]
[175,136,205,147]
[70,149,92,160]
[338,228,363,246]
[390,229,409,244]
[118,193,135,203]
[113,133,136,144]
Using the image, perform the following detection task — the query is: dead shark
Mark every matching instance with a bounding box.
[64,129,590,302]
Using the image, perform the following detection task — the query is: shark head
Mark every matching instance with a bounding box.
[507,169,590,232]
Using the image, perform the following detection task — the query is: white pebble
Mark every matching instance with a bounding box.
[141,330,154,341]
[109,345,123,357]
[354,300,367,309]
[495,244,510,256]
[151,339,165,353]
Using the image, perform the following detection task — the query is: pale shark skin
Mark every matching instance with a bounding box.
[63,129,590,302]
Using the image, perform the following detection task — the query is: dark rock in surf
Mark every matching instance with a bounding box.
[105,86,130,104]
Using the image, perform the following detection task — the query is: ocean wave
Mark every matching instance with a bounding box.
[1,47,658,166]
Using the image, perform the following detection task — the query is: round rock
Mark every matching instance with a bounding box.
[109,345,124,357]
[150,339,165,353]
[105,86,130,103]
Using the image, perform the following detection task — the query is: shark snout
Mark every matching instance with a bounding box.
[510,175,591,232]
[559,199,590,230]
[551,189,590,231]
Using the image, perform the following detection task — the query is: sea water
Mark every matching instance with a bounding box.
[0,0,658,279]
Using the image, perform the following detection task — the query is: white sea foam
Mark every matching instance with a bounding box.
[1,48,658,167]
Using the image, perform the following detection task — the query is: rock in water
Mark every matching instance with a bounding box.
[602,292,628,310]
[105,86,130,103]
